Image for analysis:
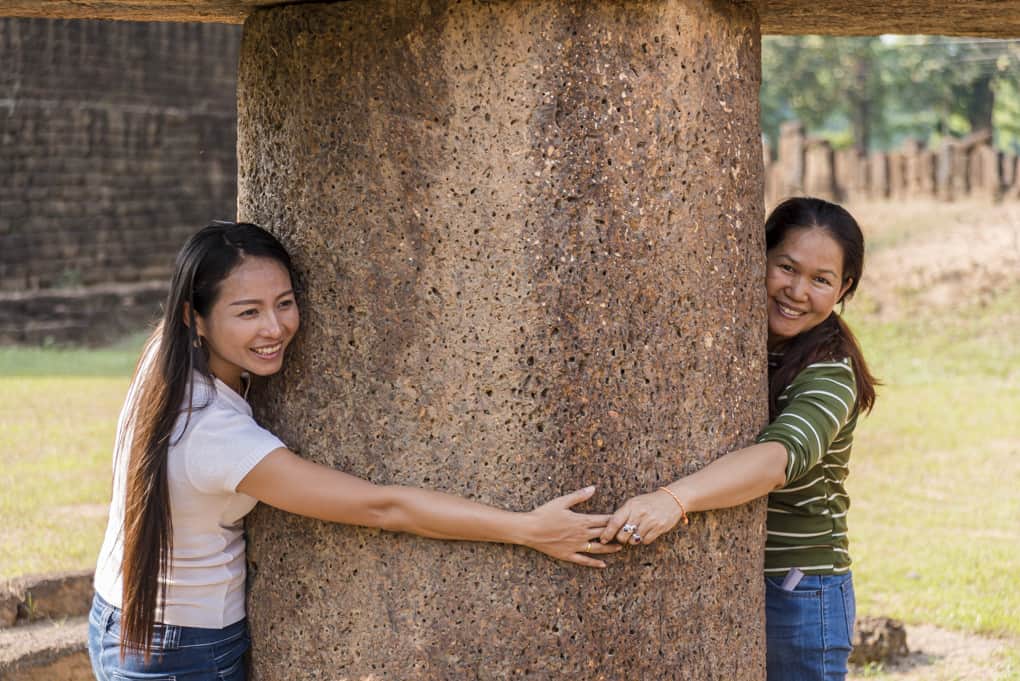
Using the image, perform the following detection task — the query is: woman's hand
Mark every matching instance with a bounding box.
[600,489,684,547]
[595,443,789,546]
[521,486,623,567]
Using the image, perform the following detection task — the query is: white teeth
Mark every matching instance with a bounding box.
[252,343,282,357]
[778,303,804,317]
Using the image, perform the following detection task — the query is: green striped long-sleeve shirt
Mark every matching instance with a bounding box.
[756,353,859,575]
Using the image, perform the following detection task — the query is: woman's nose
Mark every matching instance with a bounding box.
[787,275,808,300]
[262,312,282,337]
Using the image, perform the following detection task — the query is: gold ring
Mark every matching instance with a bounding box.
[584,542,592,552]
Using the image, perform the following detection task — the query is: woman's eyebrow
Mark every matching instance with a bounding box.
[228,290,294,307]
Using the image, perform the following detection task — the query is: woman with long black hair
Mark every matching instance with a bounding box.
[88,221,619,680]
[603,197,878,681]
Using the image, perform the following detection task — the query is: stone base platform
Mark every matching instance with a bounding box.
[0,617,90,681]
[0,571,95,681]
[0,281,165,346]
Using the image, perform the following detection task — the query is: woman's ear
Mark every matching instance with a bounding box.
[838,277,854,303]
[182,302,207,338]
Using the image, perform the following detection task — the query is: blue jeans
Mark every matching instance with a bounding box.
[765,572,856,681]
[88,593,249,681]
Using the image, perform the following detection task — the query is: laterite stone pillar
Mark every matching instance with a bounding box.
[238,1,767,678]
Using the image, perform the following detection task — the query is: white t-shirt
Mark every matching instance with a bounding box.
[94,358,284,629]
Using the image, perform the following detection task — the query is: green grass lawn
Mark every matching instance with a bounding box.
[845,286,1020,641]
[0,332,148,378]
[0,332,147,578]
[844,285,1020,679]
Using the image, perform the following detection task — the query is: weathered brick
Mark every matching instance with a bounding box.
[0,17,240,299]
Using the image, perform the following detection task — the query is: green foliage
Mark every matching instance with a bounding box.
[762,36,1020,153]
[762,36,885,151]
[994,78,1020,150]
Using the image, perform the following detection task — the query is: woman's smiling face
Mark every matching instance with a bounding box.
[194,256,299,393]
[766,226,852,348]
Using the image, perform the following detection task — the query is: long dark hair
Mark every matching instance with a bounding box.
[120,221,293,658]
[765,197,878,420]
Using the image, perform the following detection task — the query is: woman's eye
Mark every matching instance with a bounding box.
[814,277,831,286]
[780,264,794,272]
[279,299,295,309]
[239,308,258,318]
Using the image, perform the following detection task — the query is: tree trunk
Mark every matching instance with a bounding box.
[967,73,995,134]
[851,45,873,154]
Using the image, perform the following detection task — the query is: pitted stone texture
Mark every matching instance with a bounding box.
[238,1,765,679]
[3,0,1020,37]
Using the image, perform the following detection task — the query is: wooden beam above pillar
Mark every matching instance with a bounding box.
[0,0,1018,36]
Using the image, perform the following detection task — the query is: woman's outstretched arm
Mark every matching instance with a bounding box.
[599,442,788,546]
[604,360,859,546]
[237,448,621,567]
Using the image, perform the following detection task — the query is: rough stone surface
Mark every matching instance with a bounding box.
[804,138,836,200]
[833,148,859,202]
[765,124,1014,205]
[1005,155,1020,199]
[1002,153,1017,191]
[902,140,936,199]
[869,152,889,200]
[2,653,92,681]
[0,585,18,628]
[2,0,1020,37]
[968,144,1002,201]
[951,145,971,199]
[850,616,909,665]
[238,1,766,679]
[777,120,806,199]
[900,140,920,199]
[3,571,94,625]
[0,616,90,681]
[885,152,902,201]
[936,140,957,202]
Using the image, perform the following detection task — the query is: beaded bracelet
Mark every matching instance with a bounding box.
[657,486,690,525]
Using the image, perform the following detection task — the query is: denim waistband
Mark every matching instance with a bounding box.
[765,571,852,590]
[92,592,247,650]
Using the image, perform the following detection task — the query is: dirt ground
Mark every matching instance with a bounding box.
[843,200,1020,681]
[848,624,1017,680]
[848,200,1020,317]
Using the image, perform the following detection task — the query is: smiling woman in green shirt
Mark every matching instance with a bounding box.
[603,197,878,681]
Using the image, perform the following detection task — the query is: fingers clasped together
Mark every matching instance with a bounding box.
[599,487,689,548]
[535,484,691,569]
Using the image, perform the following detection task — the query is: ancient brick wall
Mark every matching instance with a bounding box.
[0,18,240,294]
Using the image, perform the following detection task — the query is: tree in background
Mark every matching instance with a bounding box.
[762,36,1020,153]
[761,36,885,154]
